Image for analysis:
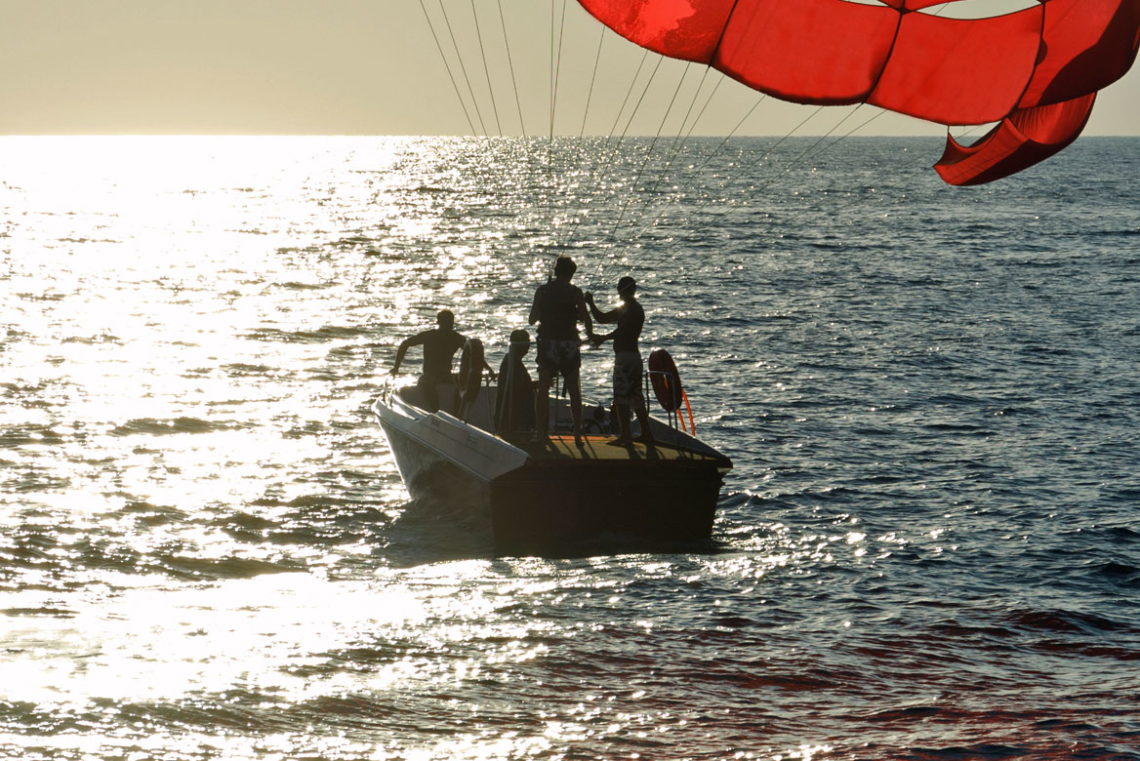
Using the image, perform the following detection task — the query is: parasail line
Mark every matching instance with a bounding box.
[606,62,700,245]
[559,53,665,250]
[469,0,503,136]
[693,92,765,174]
[752,106,875,198]
[579,25,607,138]
[628,65,721,219]
[608,63,745,249]
[632,90,768,243]
[619,55,667,138]
[677,68,720,141]
[736,104,829,180]
[554,47,651,249]
[416,0,477,135]
[607,49,651,140]
[434,0,488,135]
[549,0,571,140]
[495,0,526,137]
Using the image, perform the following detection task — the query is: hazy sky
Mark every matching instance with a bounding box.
[1,0,1136,137]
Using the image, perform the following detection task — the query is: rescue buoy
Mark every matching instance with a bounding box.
[648,348,696,434]
[648,349,683,412]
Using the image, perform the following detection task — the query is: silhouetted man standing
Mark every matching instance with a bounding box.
[586,276,654,445]
[529,256,593,445]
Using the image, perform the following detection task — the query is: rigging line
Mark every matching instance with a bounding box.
[417,0,477,135]
[607,49,652,139]
[495,0,527,137]
[579,25,607,138]
[546,0,573,251]
[469,0,502,135]
[435,0,488,135]
[550,0,570,139]
[607,63,704,244]
[555,48,651,249]
[560,53,665,251]
[752,105,868,196]
[631,90,768,243]
[823,107,887,153]
[674,66,716,141]
[695,93,765,173]
[616,55,666,140]
[626,66,718,222]
[737,104,827,177]
[547,0,559,140]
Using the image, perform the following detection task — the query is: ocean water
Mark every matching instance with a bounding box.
[2,134,1139,760]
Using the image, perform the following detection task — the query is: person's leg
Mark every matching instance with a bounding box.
[563,367,584,446]
[633,398,654,444]
[614,402,632,443]
[417,375,439,412]
[534,367,553,438]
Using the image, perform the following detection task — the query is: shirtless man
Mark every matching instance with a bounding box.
[529,256,593,445]
[390,309,466,412]
[586,276,654,445]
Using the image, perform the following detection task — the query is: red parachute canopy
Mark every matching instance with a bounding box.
[576,0,1140,185]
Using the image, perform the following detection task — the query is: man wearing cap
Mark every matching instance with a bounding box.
[586,276,654,446]
[529,256,593,445]
[494,328,537,434]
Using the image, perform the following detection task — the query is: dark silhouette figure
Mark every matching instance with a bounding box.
[390,310,467,412]
[494,329,536,434]
[529,256,593,445]
[586,276,654,445]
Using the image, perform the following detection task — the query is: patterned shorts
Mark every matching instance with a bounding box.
[537,339,581,376]
[613,351,645,406]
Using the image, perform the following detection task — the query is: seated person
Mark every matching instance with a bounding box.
[494,329,536,433]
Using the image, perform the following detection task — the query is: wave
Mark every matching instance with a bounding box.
[109,417,243,436]
[242,325,372,343]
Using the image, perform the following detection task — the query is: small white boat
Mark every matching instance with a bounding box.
[373,348,732,555]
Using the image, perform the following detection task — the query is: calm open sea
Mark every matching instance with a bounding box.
[2,135,1139,760]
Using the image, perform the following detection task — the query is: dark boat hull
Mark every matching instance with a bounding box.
[374,386,730,556]
[491,458,723,555]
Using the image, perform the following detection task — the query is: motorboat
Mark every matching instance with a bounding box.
[372,345,732,555]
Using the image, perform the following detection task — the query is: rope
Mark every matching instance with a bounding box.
[416,0,477,134]
[605,62,699,244]
[434,0,488,135]
[554,48,651,250]
[495,0,527,136]
[469,0,503,135]
[631,89,767,242]
[579,24,607,138]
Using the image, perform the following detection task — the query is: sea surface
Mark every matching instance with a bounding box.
[2,135,1139,760]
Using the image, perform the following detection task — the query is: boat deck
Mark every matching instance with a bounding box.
[512,434,723,464]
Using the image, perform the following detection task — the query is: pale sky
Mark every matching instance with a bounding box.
[1,0,1136,137]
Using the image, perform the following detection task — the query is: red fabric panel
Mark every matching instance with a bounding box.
[575,0,735,63]
[881,0,967,10]
[934,93,1096,185]
[1020,0,1140,107]
[871,8,1044,124]
[716,0,900,104]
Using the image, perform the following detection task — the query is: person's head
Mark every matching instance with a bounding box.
[509,328,531,358]
[436,309,455,330]
[553,256,577,279]
[617,276,637,298]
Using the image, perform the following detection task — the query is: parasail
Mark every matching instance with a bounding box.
[576,0,1140,185]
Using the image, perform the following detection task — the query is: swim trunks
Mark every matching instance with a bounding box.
[537,339,581,376]
[613,351,644,406]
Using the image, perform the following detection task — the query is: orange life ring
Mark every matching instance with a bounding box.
[647,348,683,412]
